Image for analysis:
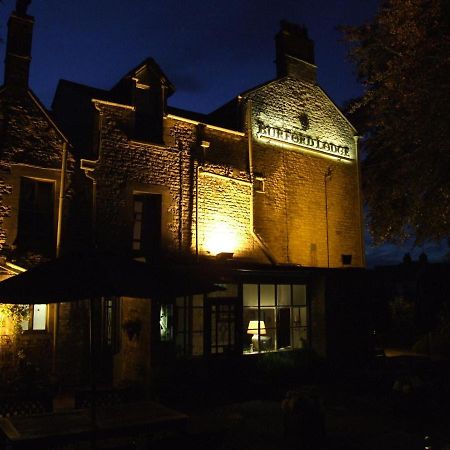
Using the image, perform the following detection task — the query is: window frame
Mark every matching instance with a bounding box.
[21,304,48,332]
[16,177,56,256]
[242,282,309,354]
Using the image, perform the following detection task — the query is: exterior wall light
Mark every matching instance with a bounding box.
[203,221,240,256]
[215,252,234,260]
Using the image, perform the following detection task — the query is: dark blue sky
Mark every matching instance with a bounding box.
[1,0,380,110]
[1,0,447,266]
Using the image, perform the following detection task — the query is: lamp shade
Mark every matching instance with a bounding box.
[247,320,266,335]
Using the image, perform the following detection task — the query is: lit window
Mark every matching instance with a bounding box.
[160,304,173,341]
[243,283,308,354]
[21,304,47,331]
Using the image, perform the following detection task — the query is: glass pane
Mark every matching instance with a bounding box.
[192,308,203,332]
[176,307,186,332]
[277,308,291,349]
[134,201,143,213]
[292,307,301,326]
[21,318,29,331]
[160,304,172,341]
[175,333,186,355]
[175,297,185,307]
[293,285,307,306]
[32,304,46,330]
[277,284,291,306]
[243,308,258,353]
[260,284,275,306]
[259,308,274,329]
[133,221,142,239]
[300,306,308,326]
[193,294,203,307]
[243,284,258,307]
[192,332,203,355]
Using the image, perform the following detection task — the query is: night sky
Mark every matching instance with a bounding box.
[0,0,447,266]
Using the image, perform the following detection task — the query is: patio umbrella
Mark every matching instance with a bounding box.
[0,250,221,448]
[0,250,220,303]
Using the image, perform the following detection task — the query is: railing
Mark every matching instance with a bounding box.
[0,393,53,418]
[74,386,142,409]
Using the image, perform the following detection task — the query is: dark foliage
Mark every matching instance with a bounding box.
[342,0,450,245]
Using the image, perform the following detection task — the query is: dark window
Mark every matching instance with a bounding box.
[134,86,163,143]
[175,295,204,357]
[132,194,162,262]
[17,178,54,255]
[209,300,238,355]
[254,177,265,193]
[102,297,120,352]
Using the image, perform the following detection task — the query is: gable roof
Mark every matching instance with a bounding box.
[208,75,357,134]
[112,57,175,97]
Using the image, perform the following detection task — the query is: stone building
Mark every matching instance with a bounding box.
[1,3,365,388]
[0,1,80,382]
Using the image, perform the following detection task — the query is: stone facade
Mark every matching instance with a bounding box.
[247,77,363,267]
[0,3,78,386]
[1,9,366,388]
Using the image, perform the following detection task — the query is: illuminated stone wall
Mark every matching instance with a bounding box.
[91,95,362,268]
[197,171,254,258]
[0,89,73,256]
[0,87,76,383]
[114,297,152,385]
[92,110,266,261]
[246,76,364,268]
[90,105,192,256]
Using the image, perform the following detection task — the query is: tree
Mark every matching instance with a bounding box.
[342,0,450,245]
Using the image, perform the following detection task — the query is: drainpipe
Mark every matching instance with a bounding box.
[195,126,210,261]
[354,135,366,267]
[195,164,199,261]
[56,141,68,257]
[246,98,277,265]
[246,99,254,185]
[82,104,104,247]
[53,140,68,373]
[324,166,333,268]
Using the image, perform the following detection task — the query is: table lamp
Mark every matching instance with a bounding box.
[247,320,266,352]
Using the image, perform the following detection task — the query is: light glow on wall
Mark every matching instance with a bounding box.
[202,219,241,256]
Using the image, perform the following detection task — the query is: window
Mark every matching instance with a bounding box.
[160,304,173,342]
[21,304,47,331]
[174,284,239,357]
[132,194,162,262]
[206,284,239,355]
[243,283,308,354]
[174,295,204,356]
[17,178,55,255]
[102,297,120,352]
[254,176,265,193]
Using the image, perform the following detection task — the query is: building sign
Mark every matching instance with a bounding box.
[255,119,353,160]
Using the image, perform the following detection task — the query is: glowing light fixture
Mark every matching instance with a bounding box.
[247,320,266,336]
[203,221,239,256]
[247,320,267,352]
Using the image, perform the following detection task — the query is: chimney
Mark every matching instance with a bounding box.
[4,0,35,89]
[275,20,316,83]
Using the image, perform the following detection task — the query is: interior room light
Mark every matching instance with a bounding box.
[247,320,267,352]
